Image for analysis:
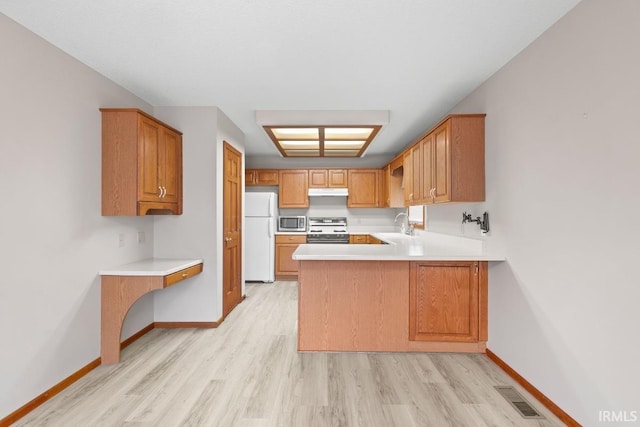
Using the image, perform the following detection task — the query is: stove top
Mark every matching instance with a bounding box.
[306,217,349,243]
[307,217,348,234]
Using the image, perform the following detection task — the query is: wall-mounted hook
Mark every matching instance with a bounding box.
[462,211,490,234]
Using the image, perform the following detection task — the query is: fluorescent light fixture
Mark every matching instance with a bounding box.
[256,110,389,158]
[263,125,381,158]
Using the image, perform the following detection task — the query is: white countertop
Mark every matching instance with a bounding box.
[99,258,203,276]
[292,232,504,261]
[275,231,307,235]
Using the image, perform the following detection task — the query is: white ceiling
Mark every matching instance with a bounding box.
[1,0,581,165]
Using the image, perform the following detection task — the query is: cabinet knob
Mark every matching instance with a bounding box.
[225,237,232,242]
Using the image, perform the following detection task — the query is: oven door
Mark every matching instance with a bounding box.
[306,233,350,244]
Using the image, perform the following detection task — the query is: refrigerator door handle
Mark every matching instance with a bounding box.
[268,220,273,237]
[268,194,274,216]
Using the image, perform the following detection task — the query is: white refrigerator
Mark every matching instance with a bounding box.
[244,192,277,282]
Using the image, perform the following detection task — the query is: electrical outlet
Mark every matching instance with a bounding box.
[118,233,125,248]
[137,231,146,243]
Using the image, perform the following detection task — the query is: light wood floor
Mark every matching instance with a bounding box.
[16,281,564,426]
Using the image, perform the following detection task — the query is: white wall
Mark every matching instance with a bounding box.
[152,107,221,322]
[426,1,640,424]
[153,107,245,321]
[0,14,155,419]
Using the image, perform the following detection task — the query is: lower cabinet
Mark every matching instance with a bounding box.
[409,261,487,343]
[275,235,307,278]
[349,234,384,244]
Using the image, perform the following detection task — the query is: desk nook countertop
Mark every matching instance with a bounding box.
[99,258,203,364]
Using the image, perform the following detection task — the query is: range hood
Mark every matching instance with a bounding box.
[308,188,349,197]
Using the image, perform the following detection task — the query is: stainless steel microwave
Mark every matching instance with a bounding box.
[278,216,306,232]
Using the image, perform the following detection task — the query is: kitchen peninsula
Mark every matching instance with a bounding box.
[293,232,503,353]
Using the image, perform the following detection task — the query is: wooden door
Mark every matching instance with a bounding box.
[432,121,451,203]
[161,127,181,203]
[421,134,434,203]
[138,116,162,202]
[409,261,478,342]
[347,169,379,207]
[279,170,309,208]
[223,142,243,318]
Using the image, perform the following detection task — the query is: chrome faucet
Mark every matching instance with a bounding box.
[394,212,414,235]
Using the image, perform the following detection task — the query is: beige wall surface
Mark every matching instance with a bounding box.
[0,13,155,419]
[427,0,640,424]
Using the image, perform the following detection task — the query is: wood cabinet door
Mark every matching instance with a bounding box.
[328,169,347,187]
[255,169,279,185]
[349,235,368,244]
[308,169,328,187]
[347,169,379,207]
[432,121,451,203]
[161,127,181,203]
[402,151,413,206]
[379,165,390,207]
[275,243,300,275]
[409,261,479,342]
[279,170,309,208]
[421,134,434,203]
[411,143,422,205]
[245,169,256,185]
[138,116,162,202]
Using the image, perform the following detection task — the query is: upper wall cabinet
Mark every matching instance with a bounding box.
[279,169,309,208]
[246,169,279,186]
[425,115,485,204]
[391,114,485,207]
[308,169,348,188]
[347,169,379,208]
[101,109,183,216]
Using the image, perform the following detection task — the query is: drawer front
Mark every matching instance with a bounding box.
[276,235,307,244]
[350,235,368,244]
[165,263,203,287]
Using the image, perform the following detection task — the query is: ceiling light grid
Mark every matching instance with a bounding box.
[263,125,381,158]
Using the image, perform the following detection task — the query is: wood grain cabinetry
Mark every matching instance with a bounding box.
[245,169,279,186]
[347,169,379,208]
[386,114,485,207]
[349,234,369,244]
[409,261,487,343]
[379,165,390,207]
[275,235,306,278]
[387,157,405,208]
[278,170,309,208]
[421,115,485,204]
[298,260,487,352]
[100,261,203,364]
[308,169,348,188]
[403,151,413,206]
[101,108,183,216]
[349,234,384,244]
